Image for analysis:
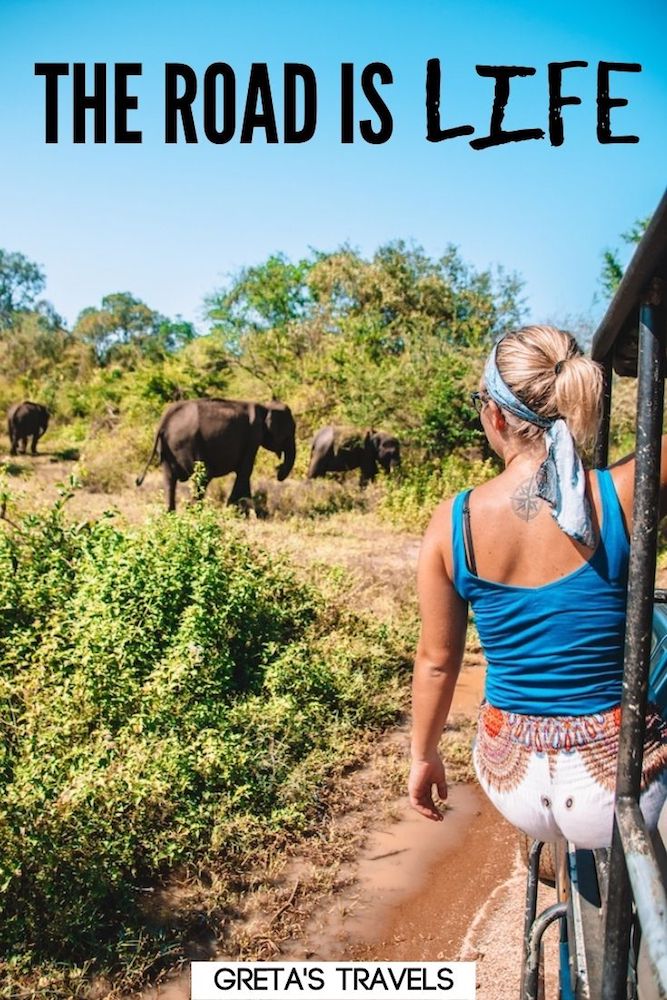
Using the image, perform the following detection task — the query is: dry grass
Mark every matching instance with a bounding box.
[226,476,373,520]
[441,716,477,784]
[239,503,422,624]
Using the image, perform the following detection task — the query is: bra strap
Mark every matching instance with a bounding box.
[463,492,477,576]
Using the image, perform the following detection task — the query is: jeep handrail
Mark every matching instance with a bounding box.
[591,187,667,997]
[592,189,667,377]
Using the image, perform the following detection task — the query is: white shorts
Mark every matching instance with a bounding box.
[472,702,667,850]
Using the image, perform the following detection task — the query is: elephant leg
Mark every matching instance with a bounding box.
[9,433,17,456]
[307,453,322,478]
[19,437,27,455]
[359,455,377,487]
[228,449,258,505]
[162,463,177,512]
[228,473,251,504]
[31,433,39,454]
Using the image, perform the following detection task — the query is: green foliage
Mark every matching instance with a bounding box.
[599,250,624,302]
[379,454,497,531]
[0,249,74,420]
[73,293,196,367]
[206,252,315,352]
[0,313,81,386]
[412,355,484,454]
[0,250,47,328]
[206,241,523,453]
[0,497,406,980]
[599,216,651,300]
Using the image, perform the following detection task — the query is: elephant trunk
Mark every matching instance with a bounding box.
[276,437,296,481]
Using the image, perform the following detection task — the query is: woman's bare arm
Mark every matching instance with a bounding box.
[608,433,667,532]
[409,500,469,821]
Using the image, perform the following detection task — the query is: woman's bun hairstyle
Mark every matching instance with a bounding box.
[494,325,603,447]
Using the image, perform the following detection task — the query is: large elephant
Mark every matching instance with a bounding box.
[307,426,401,485]
[136,398,296,511]
[7,401,49,456]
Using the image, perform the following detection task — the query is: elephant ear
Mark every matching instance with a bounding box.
[265,403,296,481]
[265,404,292,444]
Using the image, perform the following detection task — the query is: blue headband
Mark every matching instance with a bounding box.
[483,339,594,548]
[483,342,553,429]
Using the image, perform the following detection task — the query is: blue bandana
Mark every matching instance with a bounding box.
[483,341,595,548]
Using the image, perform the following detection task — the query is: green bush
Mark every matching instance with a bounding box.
[412,357,485,456]
[76,421,155,493]
[379,454,497,531]
[0,494,407,985]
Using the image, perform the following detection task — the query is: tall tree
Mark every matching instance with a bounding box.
[0,250,46,328]
[204,242,525,451]
[206,253,314,352]
[74,292,165,364]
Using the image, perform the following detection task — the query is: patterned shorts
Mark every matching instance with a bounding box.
[473,702,667,849]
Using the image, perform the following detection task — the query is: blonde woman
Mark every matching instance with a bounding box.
[409,325,667,848]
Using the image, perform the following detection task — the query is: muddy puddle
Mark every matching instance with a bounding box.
[140,789,521,999]
[277,784,509,962]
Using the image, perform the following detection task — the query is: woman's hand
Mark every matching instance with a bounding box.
[408,753,448,821]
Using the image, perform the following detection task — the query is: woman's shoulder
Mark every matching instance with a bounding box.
[422,492,467,558]
[420,494,464,583]
[424,494,457,540]
[605,455,634,495]
[604,434,667,530]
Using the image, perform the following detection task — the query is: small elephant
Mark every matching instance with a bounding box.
[136,398,296,512]
[7,401,49,456]
[307,426,401,485]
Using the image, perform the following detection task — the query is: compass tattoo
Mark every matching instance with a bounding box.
[510,475,542,521]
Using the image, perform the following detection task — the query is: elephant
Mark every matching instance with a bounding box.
[136,398,296,512]
[7,401,49,456]
[307,426,401,485]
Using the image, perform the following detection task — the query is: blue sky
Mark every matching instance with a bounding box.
[1,0,665,332]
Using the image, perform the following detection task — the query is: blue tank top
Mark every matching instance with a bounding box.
[452,468,629,716]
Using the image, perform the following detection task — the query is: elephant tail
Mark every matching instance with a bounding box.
[136,429,162,487]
